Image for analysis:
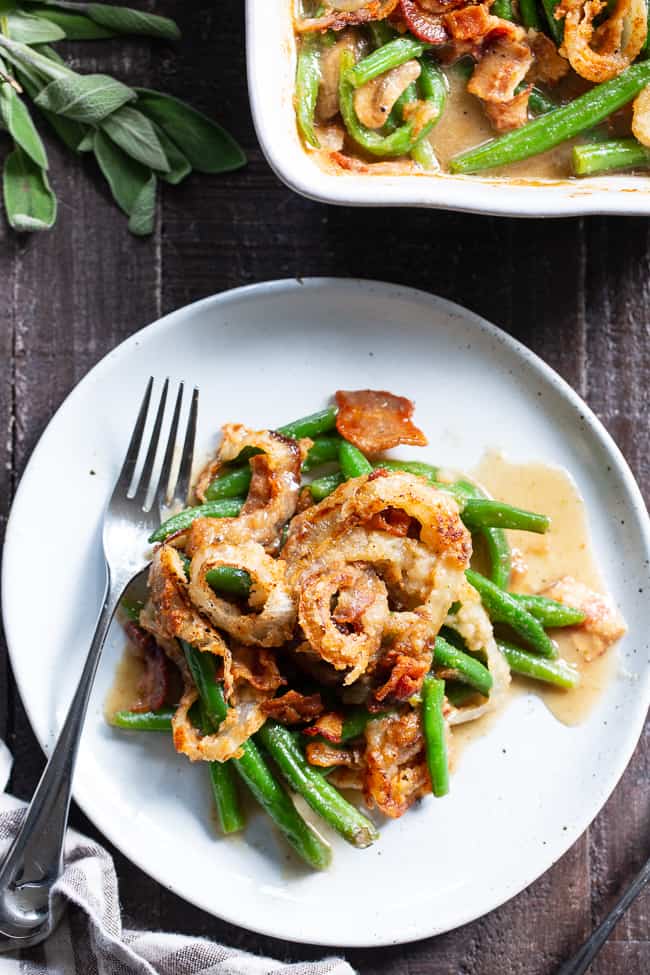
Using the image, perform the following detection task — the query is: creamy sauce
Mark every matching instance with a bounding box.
[104,643,145,719]
[473,451,618,725]
[430,70,577,180]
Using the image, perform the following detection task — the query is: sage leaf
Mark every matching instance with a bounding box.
[6,11,65,43]
[93,130,156,235]
[17,65,88,151]
[3,144,56,230]
[101,105,169,172]
[26,5,115,39]
[35,72,135,122]
[0,1,17,13]
[0,81,48,168]
[84,4,180,42]
[127,173,156,236]
[76,128,93,151]
[151,121,190,184]
[135,89,246,173]
[0,33,70,80]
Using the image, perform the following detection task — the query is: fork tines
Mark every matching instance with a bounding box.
[116,378,198,513]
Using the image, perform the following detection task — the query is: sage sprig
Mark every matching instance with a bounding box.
[0,2,245,234]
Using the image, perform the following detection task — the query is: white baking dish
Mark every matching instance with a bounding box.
[246,0,650,217]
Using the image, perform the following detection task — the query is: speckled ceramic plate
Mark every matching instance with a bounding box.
[3,279,649,946]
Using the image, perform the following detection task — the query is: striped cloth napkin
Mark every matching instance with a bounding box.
[0,741,354,975]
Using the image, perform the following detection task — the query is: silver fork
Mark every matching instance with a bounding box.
[0,377,198,951]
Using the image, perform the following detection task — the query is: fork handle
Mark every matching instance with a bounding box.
[557,855,650,975]
[0,565,122,947]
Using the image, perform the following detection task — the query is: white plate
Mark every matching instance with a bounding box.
[3,279,649,947]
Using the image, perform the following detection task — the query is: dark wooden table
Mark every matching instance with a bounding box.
[0,3,648,972]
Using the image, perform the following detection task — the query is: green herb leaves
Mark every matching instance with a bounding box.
[135,89,247,173]
[3,144,56,229]
[0,75,48,166]
[0,3,246,235]
[35,72,135,122]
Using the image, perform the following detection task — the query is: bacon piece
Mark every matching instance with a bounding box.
[484,85,532,131]
[445,2,493,39]
[468,35,533,102]
[261,690,324,725]
[542,576,627,660]
[366,506,414,537]
[556,0,647,83]
[329,152,421,174]
[373,611,433,701]
[528,30,569,84]
[335,389,427,454]
[124,622,169,713]
[231,645,286,693]
[399,0,451,42]
[295,0,399,32]
[303,711,346,742]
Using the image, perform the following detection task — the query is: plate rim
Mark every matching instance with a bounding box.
[3,277,650,947]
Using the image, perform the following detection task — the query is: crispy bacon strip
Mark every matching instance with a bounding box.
[261,690,324,724]
[484,85,532,131]
[335,389,427,454]
[399,0,451,42]
[305,741,365,768]
[303,711,346,742]
[468,35,533,103]
[124,622,169,713]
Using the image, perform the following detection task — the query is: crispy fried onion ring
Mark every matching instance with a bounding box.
[172,680,270,763]
[335,389,428,454]
[363,710,432,817]
[556,0,647,83]
[632,84,650,146]
[297,562,390,684]
[188,541,296,647]
[295,0,399,32]
[191,424,305,553]
[146,545,235,696]
[284,471,471,688]
[443,578,510,724]
[261,690,324,724]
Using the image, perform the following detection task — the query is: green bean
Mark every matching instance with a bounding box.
[541,0,563,43]
[346,37,430,89]
[450,61,650,174]
[296,35,321,149]
[448,480,511,589]
[518,0,542,28]
[374,459,439,480]
[528,86,556,116]
[110,708,174,731]
[301,435,342,471]
[339,49,439,157]
[444,681,480,708]
[278,406,338,440]
[181,642,331,870]
[206,566,252,598]
[509,593,585,628]
[433,636,493,697]
[257,722,378,848]
[466,569,558,659]
[461,499,550,534]
[342,707,390,740]
[339,440,373,479]
[121,597,144,623]
[369,19,397,48]
[498,640,580,690]
[205,466,251,501]
[411,135,439,170]
[199,702,245,835]
[309,471,344,500]
[491,0,513,18]
[206,435,341,502]
[573,138,650,176]
[149,499,243,544]
[421,675,449,797]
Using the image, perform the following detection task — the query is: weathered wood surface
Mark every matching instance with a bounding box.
[0,2,648,971]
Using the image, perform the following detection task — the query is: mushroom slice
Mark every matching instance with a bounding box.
[353,60,422,129]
